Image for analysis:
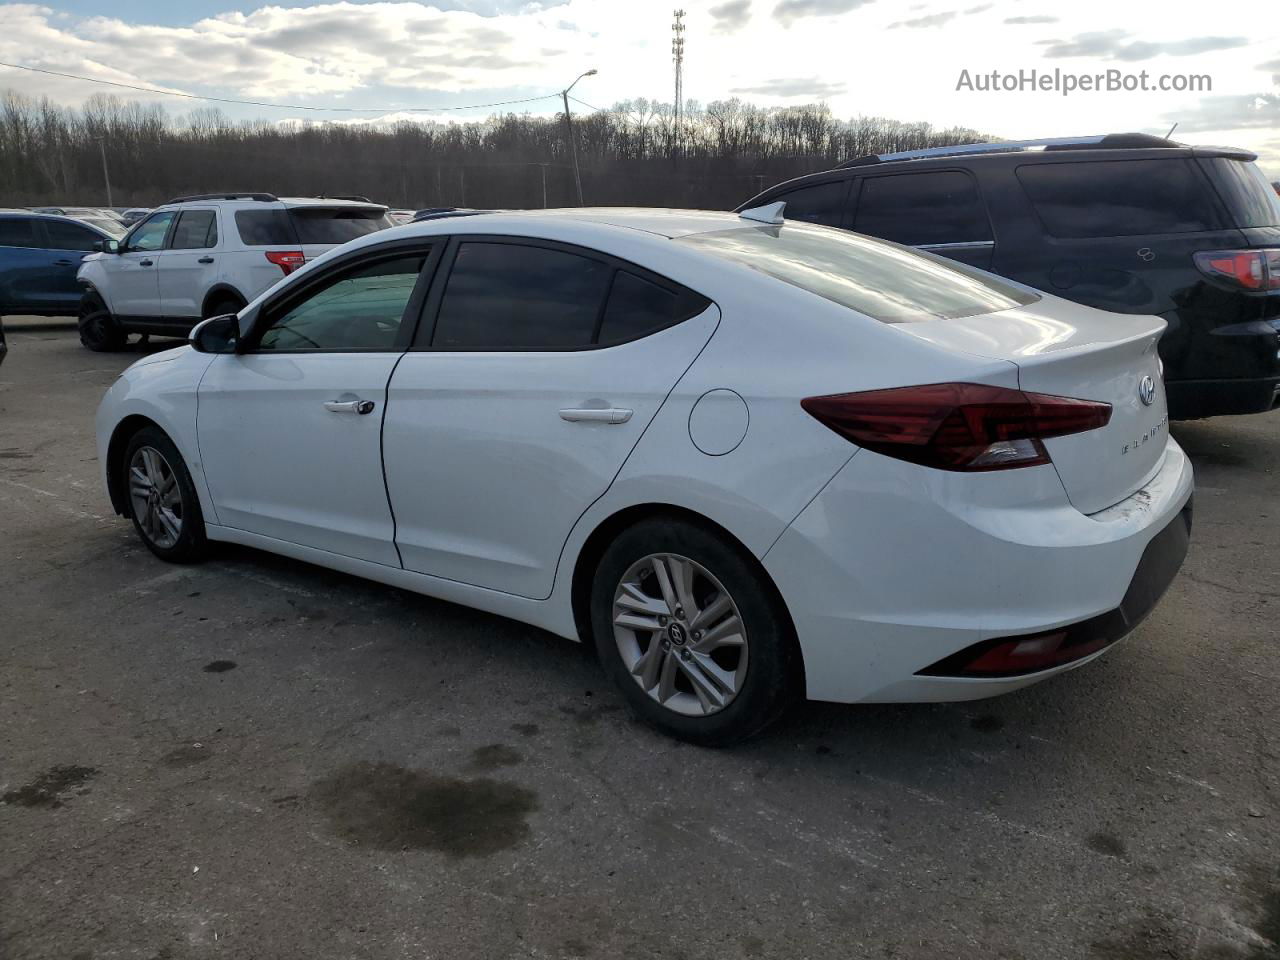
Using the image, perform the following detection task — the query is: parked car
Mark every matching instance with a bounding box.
[119,208,151,226]
[386,209,416,226]
[1,210,121,323]
[76,193,391,351]
[31,206,127,237]
[0,313,6,367]
[738,133,1280,419]
[96,207,1192,744]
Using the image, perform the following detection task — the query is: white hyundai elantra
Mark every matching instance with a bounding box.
[95,206,1193,744]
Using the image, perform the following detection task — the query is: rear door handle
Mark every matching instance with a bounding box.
[559,407,633,424]
[197,256,215,264]
[324,399,376,415]
[53,259,76,266]
[138,259,153,267]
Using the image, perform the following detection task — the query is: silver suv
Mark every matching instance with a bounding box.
[76,193,390,351]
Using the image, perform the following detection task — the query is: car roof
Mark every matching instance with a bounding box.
[0,211,114,234]
[484,207,750,239]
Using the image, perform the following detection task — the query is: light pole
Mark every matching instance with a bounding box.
[98,139,113,208]
[561,69,596,207]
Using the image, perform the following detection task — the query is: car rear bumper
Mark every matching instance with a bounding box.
[762,439,1194,704]
[1165,376,1280,419]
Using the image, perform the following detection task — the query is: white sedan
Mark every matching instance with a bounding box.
[95,207,1193,744]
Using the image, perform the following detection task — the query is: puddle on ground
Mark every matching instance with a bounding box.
[1,765,98,809]
[311,761,537,858]
[203,660,237,673]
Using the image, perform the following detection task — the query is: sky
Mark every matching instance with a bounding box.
[1,0,1277,175]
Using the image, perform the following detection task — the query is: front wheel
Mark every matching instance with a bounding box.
[78,294,126,352]
[122,426,209,563]
[590,517,801,746]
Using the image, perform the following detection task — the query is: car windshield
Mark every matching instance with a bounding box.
[679,221,1038,322]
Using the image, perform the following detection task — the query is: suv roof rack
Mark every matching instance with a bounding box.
[165,192,279,204]
[836,133,1181,168]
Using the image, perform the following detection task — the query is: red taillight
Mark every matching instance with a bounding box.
[1193,248,1280,291]
[265,250,305,275]
[801,382,1112,472]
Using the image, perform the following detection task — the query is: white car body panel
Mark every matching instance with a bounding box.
[96,209,1194,708]
[196,352,403,566]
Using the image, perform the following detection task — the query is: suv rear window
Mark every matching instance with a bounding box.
[1203,158,1280,228]
[290,207,390,243]
[680,222,1037,322]
[1015,159,1221,238]
[234,207,390,246]
[854,171,992,246]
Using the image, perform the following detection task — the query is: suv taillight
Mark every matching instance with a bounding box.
[265,250,305,275]
[801,382,1112,472]
[1193,249,1280,291]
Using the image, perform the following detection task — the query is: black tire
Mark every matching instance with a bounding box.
[121,426,209,563]
[203,294,245,320]
[78,294,127,352]
[590,517,801,746]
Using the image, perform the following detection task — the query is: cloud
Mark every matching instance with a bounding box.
[963,3,992,11]
[1039,30,1249,62]
[889,11,956,28]
[1161,91,1279,134]
[773,0,875,27]
[1261,57,1280,85]
[1003,15,1058,25]
[709,0,752,33]
[730,77,848,97]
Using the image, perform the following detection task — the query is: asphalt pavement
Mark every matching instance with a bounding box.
[1,320,1277,959]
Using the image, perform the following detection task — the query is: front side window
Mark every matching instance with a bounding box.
[170,210,217,249]
[0,218,37,248]
[680,221,1037,323]
[1016,159,1221,238]
[126,212,176,252]
[776,181,848,228]
[431,242,612,349]
[43,220,102,252]
[256,254,425,352]
[854,171,992,246]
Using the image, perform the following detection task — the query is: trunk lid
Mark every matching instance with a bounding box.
[896,296,1169,514]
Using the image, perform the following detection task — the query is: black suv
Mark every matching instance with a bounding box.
[738,133,1280,419]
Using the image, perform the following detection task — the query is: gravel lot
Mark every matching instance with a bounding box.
[1,320,1278,960]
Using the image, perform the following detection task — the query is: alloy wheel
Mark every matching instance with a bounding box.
[612,553,748,717]
[129,446,184,549]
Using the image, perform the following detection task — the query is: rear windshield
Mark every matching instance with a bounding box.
[678,222,1038,322]
[235,207,390,246]
[289,207,390,243]
[1203,158,1280,228]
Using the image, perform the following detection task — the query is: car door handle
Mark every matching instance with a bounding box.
[559,407,633,424]
[52,259,76,266]
[138,259,153,267]
[324,399,376,415]
[197,256,215,264]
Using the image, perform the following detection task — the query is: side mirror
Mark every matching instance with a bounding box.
[96,238,120,254]
[189,314,239,354]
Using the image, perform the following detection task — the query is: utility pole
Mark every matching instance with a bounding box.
[560,69,597,207]
[671,10,686,148]
[539,163,548,208]
[98,139,113,208]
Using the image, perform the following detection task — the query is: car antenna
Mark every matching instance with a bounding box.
[1165,122,1178,139]
[738,201,786,225]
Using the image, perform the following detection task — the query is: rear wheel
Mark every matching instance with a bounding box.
[78,294,127,352]
[203,294,245,320]
[122,426,209,563]
[590,517,800,746]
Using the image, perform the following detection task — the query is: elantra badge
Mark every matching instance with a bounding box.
[1139,375,1156,406]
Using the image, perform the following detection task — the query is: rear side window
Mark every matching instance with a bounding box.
[1203,158,1280,228]
[432,243,612,349]
[290,208,390,244]
[170,210,217,249]
[597,271,709,346]
[680,222,1038,323]
[776,181,847,228]
[43,220,102,251]
[235,209,295,246]
[0,218,37,247]
[1016,159,1221,238]
[854,171,991,246]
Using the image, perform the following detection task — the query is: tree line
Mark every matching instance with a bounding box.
[0,89,991,210]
